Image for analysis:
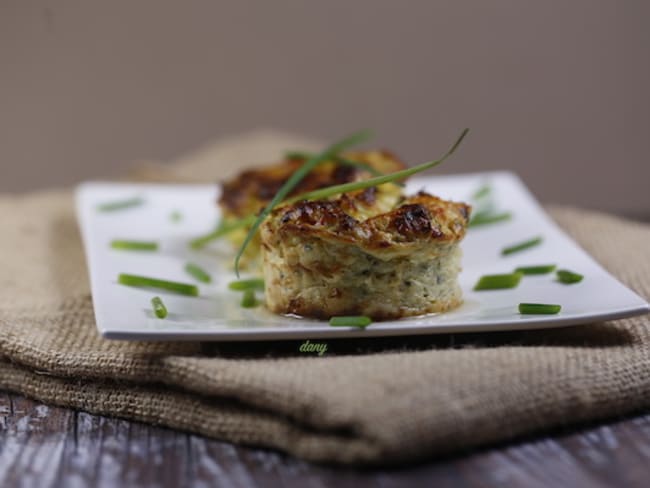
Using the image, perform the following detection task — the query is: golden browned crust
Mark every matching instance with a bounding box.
[218,150,407,218]
[265,192,471,257]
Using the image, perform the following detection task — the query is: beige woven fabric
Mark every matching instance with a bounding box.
[0,132,649,465]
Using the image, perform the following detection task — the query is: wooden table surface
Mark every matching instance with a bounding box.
[1,392,648,488]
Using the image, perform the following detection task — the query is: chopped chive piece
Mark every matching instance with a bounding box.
[472,184,491,200]
[228,278,265,291]
[185,263,212,283]
[170,210,183,222]
[189,216,256,250]
[515,264,557,275]
[151,296,168,318]
[519,303,562,315]
[468,211,512,227]
[110,240,158,251]
[556,269,584,284]
[501,236,543,256]
[241,289,258,308]
[283,129,470,205]
[473,272,523,291]
[235,129,374,277]
[329,316,372,328]
[118,273,199,296]
[97,197,144,212]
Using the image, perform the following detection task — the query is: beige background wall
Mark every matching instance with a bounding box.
[1,1,648,217]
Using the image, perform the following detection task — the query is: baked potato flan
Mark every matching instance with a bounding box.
[260,192,471,320]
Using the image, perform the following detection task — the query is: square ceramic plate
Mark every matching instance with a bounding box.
[75,172,649,341]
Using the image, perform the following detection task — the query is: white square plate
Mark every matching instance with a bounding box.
[75,172,649,341]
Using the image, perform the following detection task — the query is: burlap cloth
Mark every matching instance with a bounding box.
[1,131,648,466]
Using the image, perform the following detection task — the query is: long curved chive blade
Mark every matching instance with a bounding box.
[468,211,512,227]
[118,273,199,296]
[241,289,258,308]
[190,215,256,250]
[151,296,168,318]
[97,196,144,212]
[185,262,212,283]
[110,240,158,251]
[329,316,372,328]
[519,303,562,315]
[501,236,543,256]
[515,264,557,275]
[284,128,470,205]
[473,272,522,291]
[228,278,265,291]
[556,269,584,284]
[235,129,374,277]
[225,129,469,275]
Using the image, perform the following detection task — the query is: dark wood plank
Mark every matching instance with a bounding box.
[1,391,648,487]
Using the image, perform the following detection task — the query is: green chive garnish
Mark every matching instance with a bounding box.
[118,273,199,296]
[234,129,374,277]
[228,278,265,291]
[468,211,512,227]
[501,236,543,256]
[97,197,144,212]
[190,216,256,250]
[518,303,562,315]
[329,316,372,328]
[170,210,183,222]
[473,272,523,291]
[282,128,469,205]
[556,269,584,284]
[110,240,158,251]
[185,263,212,283]
[241,289,258,308]
[514,264,557,275]
[151,296,168,318]
[472,183,492,200]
